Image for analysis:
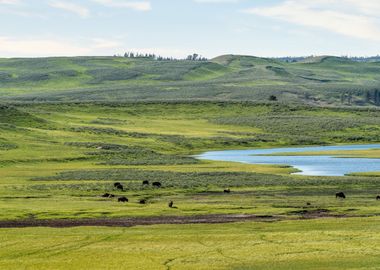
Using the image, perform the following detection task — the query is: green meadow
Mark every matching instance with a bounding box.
[1,218,380,270]
[1,56,380,269]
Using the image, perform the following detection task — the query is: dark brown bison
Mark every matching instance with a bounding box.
[102,193,115,198]
[142,180,149,186]
[306,202,311,206]
[139,199,147,204]
[336,192,346,199]
[376,195,380,200]
[114,182,122,188]
[118,197,128,203]
[168,201,174,208]
[152,182,162,188]
[224,189,231,193]
[115,183,124,191]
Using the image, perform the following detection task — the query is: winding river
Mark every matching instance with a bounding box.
[196,144,380,176]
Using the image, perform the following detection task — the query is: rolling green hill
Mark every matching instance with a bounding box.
[1,55,380,105]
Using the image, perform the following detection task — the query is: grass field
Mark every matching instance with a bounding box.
[1,102,380,220]
[1,218,380,270]
[1,60,380,268]
[2,55,380,105]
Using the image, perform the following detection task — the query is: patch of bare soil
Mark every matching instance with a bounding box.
[0,214,280,228]
[0,211,359,228]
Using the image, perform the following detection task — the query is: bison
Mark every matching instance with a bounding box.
[118,197,128,203]
[376,195,380,201]
[152,182,162,188]
[102,193,116,198]
[115,183,124,191]
[142,180,149,186]
[139,199,147,204]
[224,189,231,193]
[114,182,122,188]
[168,201,174,208]
[336,192,346,199]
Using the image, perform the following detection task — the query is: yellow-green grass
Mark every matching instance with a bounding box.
[1,102,380,222]
[1,217,380,269]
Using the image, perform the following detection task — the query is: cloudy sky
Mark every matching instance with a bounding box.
[1,0,380,58]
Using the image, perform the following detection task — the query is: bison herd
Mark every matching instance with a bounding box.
[101,182,380,209]
[335,192,380,201]
[101,181,166,206]
[100,181,233,208]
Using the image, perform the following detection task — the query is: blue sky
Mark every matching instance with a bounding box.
[1,0,380,58]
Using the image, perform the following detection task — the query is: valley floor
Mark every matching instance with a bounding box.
[1,217,380,270]
[1,102,380,269]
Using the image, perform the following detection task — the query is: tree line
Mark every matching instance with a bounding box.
[340,90,380,106]
[118,52,207,61]
[365,90,380,106]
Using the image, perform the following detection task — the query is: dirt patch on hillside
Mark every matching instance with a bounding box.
[0,211,358,228]
[0,214,281,228]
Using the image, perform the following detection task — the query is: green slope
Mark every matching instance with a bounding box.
[1,55,380,105]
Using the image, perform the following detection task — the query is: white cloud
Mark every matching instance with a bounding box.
[0,36,195,58]
[0,37,90,56]
[92,0,151,11]
[343,0,380,15]
[0,0,20,4]
[244,0,380,41]
[0,36,124,57]
[91,38,122,49]
[48,1,90,18]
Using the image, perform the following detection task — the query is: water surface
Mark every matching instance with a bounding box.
[196,144,380,176]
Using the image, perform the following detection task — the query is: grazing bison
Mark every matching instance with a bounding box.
[224,189,231,193]
[102,193,115,198]
[118,197,128,203]
[336,192,346,199]
[115,183,124,191]
[306,202,311,206]
[376,195,380,200]
[114,182,122,188]
[139,199,147,204]
[102,193,111,198]
[168,201,174,208]
[152,182,162,188]
[142,180,149,186]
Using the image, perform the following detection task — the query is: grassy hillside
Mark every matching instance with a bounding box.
[1,55,380,105]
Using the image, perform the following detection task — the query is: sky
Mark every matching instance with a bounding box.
[1,0,380,58]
